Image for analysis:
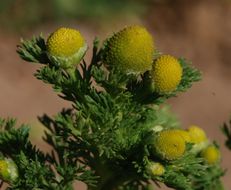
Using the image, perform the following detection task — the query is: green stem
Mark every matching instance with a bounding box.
[89,158,126,190]
[90,174,125,190]
[66,67,76,79]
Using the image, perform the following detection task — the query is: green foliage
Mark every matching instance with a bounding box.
[161,154,224,190]
[222,118,231,150]
[0,28,224,190]
[0,0,145,31]
[17,35,49,64]
[0,116,97,190]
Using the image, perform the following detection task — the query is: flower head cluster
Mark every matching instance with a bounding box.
[149,125,219,163]
[102,26,184,95]
[46,26,184,94]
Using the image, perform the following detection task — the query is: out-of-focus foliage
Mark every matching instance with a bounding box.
[0,0,146,31]
[1,0,230,31]
[222,118,231,150]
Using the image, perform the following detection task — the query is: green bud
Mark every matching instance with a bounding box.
[0,158,18,182]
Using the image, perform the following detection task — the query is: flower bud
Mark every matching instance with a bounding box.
[0,158,18,182]
[174,129,192,143]
[47,27,87,68]
[201,145,220,164]
[188,125,207,144]
[147,161,165,176]
[151,125,164,133]
[104,25,155,74]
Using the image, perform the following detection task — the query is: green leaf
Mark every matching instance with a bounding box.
[221,118,231,150]
[17,35,49,64]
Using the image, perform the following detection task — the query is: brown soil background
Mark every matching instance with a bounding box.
[0,0,231,189]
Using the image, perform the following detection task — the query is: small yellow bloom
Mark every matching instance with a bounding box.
[153,129,186,160]
[0,158,18,182]
[188,125,207,144]
[104,25,155,73]
[174,129,192,143]
[47,27,87,68]
[201,145,220,164]
[151,55,183,93]
[148,162,165,176]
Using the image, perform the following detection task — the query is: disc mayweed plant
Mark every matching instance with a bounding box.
[0,25,225,190]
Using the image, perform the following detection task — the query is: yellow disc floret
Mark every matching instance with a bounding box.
[201,145,220,164]
[151,55,183,93]
[148,162,165,176]
[188,125,207,144]
[47,27,87,68]
[153,129,186,160]
[104,25,155,73]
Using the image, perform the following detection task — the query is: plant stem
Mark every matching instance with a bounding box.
[90,174,124,190]
[89,159,126,190]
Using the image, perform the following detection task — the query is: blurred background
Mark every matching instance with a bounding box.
[0,0,231,189]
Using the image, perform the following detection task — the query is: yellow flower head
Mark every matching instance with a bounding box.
[151,55,183,93]
[174,129,192,143]
[153,129,186,160]
[104,25,155,73]
[188,125,207,144]
[47,27,87,68]
[0,158,18,182]
[147,162,165,176]
[201,145,220,164]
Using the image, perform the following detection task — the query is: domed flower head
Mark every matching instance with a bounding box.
[147,161,165,176]
[0,158,18,182]
[151,55,183,93]
[201,145,220,164]
[104,25,155,74]
[174,129,192,143]
[46,27,87,68]
[152,129,186,161]
[188,125,207,144]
